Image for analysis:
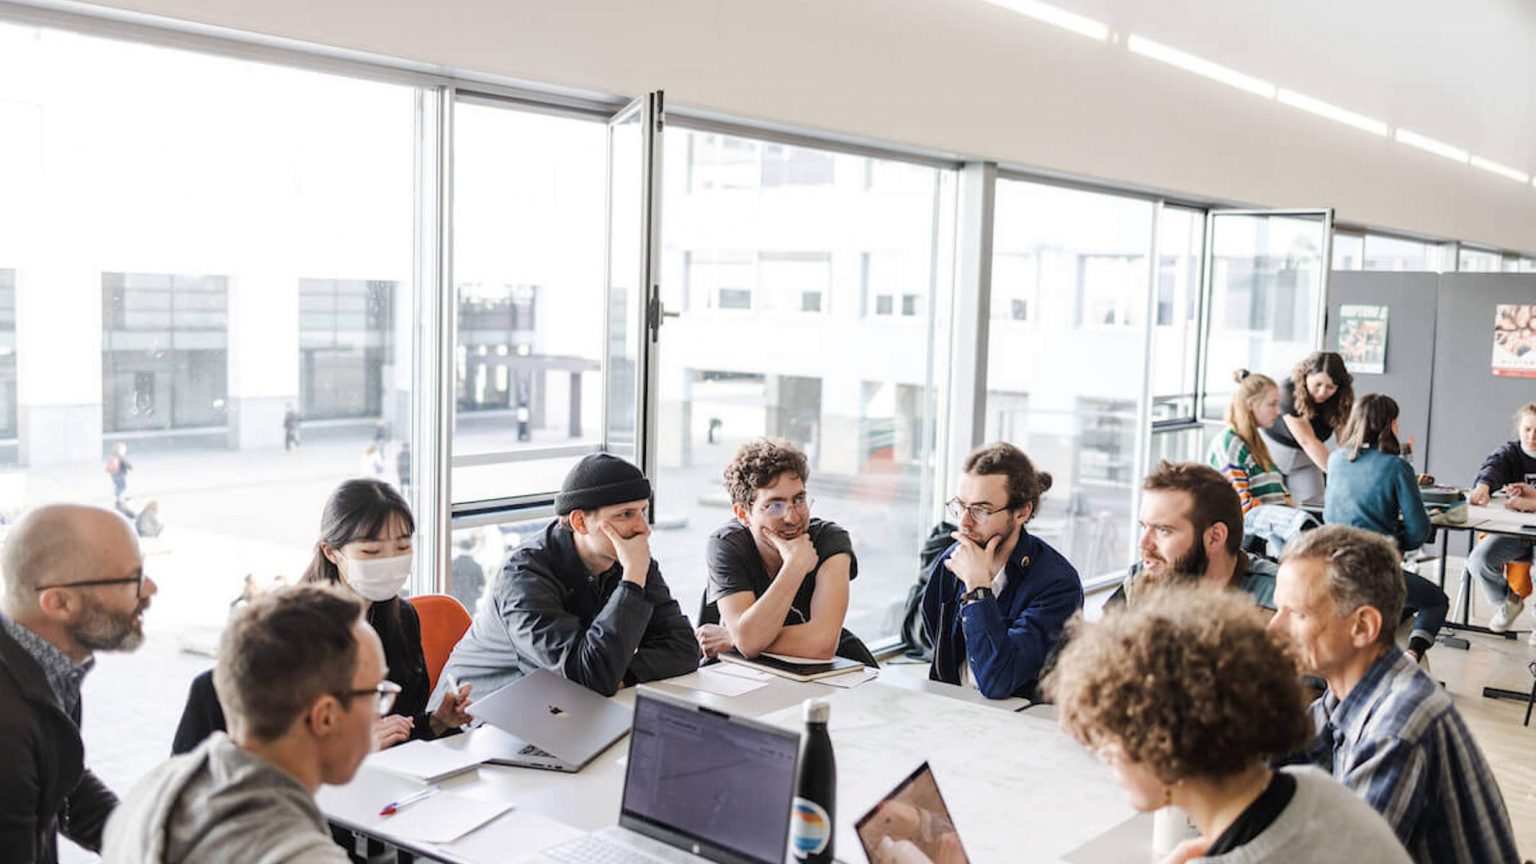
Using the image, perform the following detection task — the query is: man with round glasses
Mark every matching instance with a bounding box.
[695,438,875,665]
[0,503,156,864]
[104,585,381,864]
[920,442,1082,700]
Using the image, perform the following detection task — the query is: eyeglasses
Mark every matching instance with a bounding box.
[945,498,1007,523]
[336,679,403,716]
[34,571,146,597]
[758,496,813,519]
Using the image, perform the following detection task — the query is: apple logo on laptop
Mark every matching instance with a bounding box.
[547,704,567,717]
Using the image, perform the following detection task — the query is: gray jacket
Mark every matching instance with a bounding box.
[101,733,347,864]
[439,522,699,699]
[1196,767,1410,864]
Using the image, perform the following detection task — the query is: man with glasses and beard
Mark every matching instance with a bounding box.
[694,438,875,666]
[921,442,1082,700]
[1105,461,1278,610]
[0,504,157,864]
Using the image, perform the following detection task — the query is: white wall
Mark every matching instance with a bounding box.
[62,0,1536,253]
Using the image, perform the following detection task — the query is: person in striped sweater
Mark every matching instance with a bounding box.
[1208,370,1316,556]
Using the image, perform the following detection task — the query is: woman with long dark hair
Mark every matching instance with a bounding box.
[1261,351,1355,504]
[171,479,473,753]
[1322,394,1447,665]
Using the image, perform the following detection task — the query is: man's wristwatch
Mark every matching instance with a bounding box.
[959,585,993,607]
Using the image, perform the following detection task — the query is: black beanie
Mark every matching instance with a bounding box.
[555,453,652,515]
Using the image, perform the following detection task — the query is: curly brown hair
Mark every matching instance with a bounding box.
[1290,351,1354,435]
[723,438,810,508]
[1044,587,1310,784]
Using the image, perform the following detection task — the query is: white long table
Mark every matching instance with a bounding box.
[318,670,1146,864]
[1431,501,1536,705]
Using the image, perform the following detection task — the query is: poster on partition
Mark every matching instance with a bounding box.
[1491,304,1536,378]
[1337,304,1389,374]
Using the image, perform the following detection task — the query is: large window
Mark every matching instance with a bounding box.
[1458,247,1503,272]
[655,130,952,646]
[451,102,606,505]
[0,24,416,859]
[299,279,395,420]
[987,180,1153,580]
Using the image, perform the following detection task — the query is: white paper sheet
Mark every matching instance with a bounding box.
[711,663,774,682]
[818,667,879,689]
[366,737,483,783]
[381,792,514,844]
[684,665,771,697]
[441,810,585,864]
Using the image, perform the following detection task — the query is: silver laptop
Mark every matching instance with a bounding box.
[465,668,633,773]
[538,687,802,864]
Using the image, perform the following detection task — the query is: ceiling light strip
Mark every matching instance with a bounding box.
[1126,34,1276,99]
[1276,89,1388,136]
[1469,156,1530,184]
[1394,129,1470,164]
[978,0,1109,41]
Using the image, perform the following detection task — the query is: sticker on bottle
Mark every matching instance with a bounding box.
[789,797,831,858]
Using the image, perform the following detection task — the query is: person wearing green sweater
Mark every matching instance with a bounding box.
[1208,370,1314,556]
[1323,394,1447,663]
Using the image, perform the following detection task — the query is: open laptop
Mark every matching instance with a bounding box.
[538,687,801,864]
[464,668,633,773]
[855,762,970,864]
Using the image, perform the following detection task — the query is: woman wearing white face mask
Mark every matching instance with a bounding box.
[171,479,473,754]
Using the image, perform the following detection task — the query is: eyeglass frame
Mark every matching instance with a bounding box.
[945,497,1013,524]
[335,679,403,716]
[756,494,814,520]
[34,570,147,597]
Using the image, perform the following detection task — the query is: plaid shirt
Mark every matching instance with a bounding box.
[1309,646,1519,864]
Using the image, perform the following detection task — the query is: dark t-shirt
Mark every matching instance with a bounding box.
[705,518,857,626]
[1266,378,1336,449]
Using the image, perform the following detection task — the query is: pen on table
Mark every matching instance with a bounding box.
[379,785,442,816]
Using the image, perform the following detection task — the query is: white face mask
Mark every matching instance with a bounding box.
[343,551,412,602]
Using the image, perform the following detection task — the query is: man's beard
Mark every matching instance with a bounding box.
[1131,541,1210,604]
[961,518,1018,551]
[71,594,147,652]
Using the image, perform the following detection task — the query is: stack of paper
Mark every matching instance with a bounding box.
[367,737,484,783]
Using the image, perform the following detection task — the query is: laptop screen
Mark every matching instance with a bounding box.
[621,692,800,864]
[855,762,970,864]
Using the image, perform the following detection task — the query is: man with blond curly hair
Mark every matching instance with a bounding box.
[694,438,875,665]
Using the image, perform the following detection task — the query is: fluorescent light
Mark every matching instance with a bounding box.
[1126,35,1276,99]
[1394,128,1469,164]
[978,0,1109,41]
[1276,89,1388,136]
[1470,155,1530,185]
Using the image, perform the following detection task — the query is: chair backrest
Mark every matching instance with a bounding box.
[411,593,472,692]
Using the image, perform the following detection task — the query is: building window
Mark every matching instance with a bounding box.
[863,251,925,318]
[299,279,394,420]
[761,143,835,188]
[758,252,832,315]
[102,272,229,431]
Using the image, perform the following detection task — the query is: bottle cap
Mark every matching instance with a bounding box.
[804,698,830,724]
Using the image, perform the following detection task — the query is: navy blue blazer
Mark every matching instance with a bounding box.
[921,529,1082,700]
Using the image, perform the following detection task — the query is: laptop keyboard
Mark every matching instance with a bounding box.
[519,743,555,759]
[543,835,667,864]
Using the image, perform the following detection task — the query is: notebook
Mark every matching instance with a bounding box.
[718,650,863,682]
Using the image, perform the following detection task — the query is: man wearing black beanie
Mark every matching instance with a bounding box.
[435,454,699,699]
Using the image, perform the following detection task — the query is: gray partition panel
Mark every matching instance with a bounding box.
[1427,274,1536,485]
[1325,271,1439,471]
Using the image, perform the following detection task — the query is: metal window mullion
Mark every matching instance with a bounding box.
[1130,200,1162,557]
[411,85,453,596]
[937,161,996,521]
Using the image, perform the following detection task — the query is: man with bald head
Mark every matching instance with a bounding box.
[0,504,156,864]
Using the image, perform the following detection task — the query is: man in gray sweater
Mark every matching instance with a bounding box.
[437,454,699,700]
[103,586,383,864]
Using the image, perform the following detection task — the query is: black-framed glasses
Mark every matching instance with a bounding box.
[945,498,1006,523]
[35,572,145,596]
[336,679,402,716]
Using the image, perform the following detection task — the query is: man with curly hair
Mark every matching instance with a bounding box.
[921,442,1082,699]
[1047,587,1408,864]
[1105,461,1277,609]
[1270,525,1518,864]
[694,439,874,665]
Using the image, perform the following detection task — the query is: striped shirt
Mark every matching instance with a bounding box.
[1208,427,1289,512]
[1308,647,1519,864]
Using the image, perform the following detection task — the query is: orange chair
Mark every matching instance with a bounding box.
[1507,560,1533,599]
[411,593,472,692]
